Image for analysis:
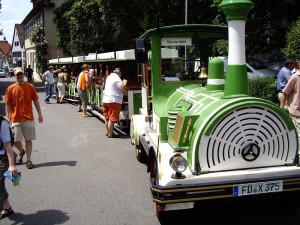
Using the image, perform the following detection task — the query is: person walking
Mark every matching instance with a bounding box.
[0,117,18,219]
[277,59,295,104]
[42,66,60,104]
[56,66,68,104]
[25,65,34,83]
[102,68,127,138]
[280,60,300,141]
[5,67,43,169]
[77,64,90,117]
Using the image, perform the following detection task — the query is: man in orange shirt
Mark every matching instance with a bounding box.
[5,68,43,169]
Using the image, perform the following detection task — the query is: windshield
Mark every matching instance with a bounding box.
[160,37,214,81]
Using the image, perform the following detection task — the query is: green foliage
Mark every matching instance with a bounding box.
[214,40,228,55]
[54,0,147,55]
[30,23,48,74]
[248,77,278,104]
[52,0,300,57]
[53,0,73,56]
[212,0,300,56]
[283,18,300,60]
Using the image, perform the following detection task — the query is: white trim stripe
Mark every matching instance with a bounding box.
[207,79,225,85]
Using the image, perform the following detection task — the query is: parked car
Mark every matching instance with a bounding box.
[220,57,277,79]
[0,68,6,78]
[250,51,285,72]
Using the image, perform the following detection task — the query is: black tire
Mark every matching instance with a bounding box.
[156,208,169,225]
[136,142,147,164]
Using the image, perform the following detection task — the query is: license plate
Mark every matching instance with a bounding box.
[233,180,283,197]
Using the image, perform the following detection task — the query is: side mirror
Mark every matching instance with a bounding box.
[135,38,148,64]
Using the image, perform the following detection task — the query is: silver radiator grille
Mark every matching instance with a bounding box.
[199,106,298,172]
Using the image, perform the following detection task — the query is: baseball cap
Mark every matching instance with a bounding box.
[14,67,24,75]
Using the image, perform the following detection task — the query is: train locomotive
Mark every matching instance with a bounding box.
[130,0,300,222]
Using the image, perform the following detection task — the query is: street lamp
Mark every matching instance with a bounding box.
[185,0,188,25]
[184,0,188,70]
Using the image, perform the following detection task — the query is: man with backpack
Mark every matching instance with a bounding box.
[5,67,43,169]
[0,116,18,219]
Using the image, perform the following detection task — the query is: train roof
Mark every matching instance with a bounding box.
[48,49,136,65]
[48,48,178,65]
[140,24,227,39]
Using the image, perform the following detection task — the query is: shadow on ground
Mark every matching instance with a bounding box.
[4,209,69,225]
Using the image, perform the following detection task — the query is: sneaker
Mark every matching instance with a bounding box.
[44,99,50,104]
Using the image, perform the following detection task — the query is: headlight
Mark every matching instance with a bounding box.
[169,154,188,173]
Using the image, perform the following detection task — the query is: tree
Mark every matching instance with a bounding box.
[54,0,147,55]
[53,0,300,57]
[282,18,300,60]
[53,0,73,56]
[212,0,300,56]
[30,23,48,74]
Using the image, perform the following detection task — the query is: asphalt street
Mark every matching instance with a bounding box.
[0,77,161,225]
[1,77,300,225]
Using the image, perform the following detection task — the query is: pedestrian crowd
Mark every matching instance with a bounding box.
[278,59,300,140]
[0,63,127,220]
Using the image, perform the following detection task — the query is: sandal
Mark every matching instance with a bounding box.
[107,133,120,138]
[16,149,25,164]
[0,207,14,220]
[26,161,34,169]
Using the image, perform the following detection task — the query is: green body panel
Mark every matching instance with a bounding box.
[224,64,248,98]
[164,84,296,173]
[89,83,99,105]
[95,85,101,108]
[190,98,295,172]
[69,80,76,96]
[207,57,225,92]
[99,85,104,108]
[133,92,142,114]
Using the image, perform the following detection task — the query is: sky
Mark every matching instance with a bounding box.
[0,0,32,44]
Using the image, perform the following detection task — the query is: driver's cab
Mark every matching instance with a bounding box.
[135,25,227,141]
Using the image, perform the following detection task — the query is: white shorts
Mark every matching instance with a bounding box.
[12,120,36,141]
[57,83,66,97]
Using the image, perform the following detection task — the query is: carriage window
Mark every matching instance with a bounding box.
[160,37,210,81]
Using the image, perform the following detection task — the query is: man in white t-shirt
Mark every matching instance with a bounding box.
[42,66,60,103]
[102,68,127,138]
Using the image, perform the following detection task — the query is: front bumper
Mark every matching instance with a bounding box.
[151,175,300,205]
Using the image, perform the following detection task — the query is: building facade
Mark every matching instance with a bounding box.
[0,40,12,68]
[22,0,64,74]
[11,24,25,68]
